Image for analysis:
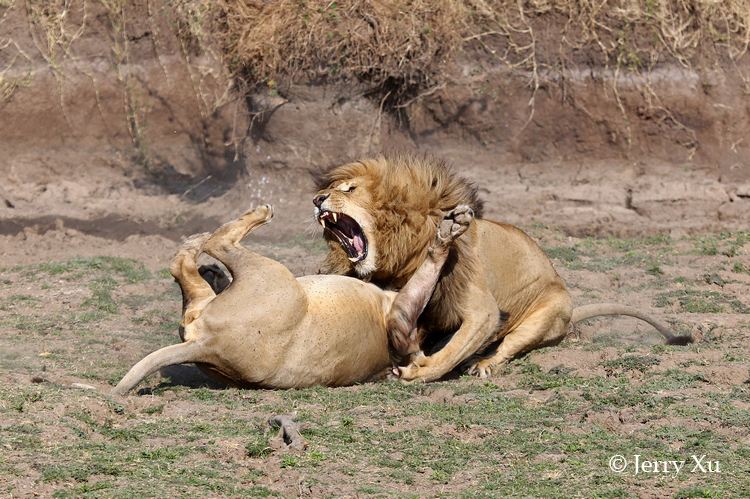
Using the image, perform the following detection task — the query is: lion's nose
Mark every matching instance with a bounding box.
[313,193,329,207]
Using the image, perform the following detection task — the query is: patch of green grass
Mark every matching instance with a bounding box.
[0,313,58,333]
[280,455,299,468]
[130,308,178,334]
[158,268,173,279]
[544,235,673,272]
[29,256,151,283]
[1,422,43,451]
[1,368,742,497]
[306,449,326,466]
[245,430,272,458]
[4,294,39,304]
[1,258,163,337]
[654,289,750,314]
[644,369,709,391]
[673,487,721,499]
[602,355,660,373]
[51,481,115,498]
[142,404,164,415]
[42,461,122,483]
[646,263,663,276]
[605,234,671,251]
[544,246,579,262]
[139,446,191,461]
[387,468,415,484]
[696,236,719,256]
[692,231,750,257]
[2,235,748,497]
[82,276,118,314]
[516,362,585,390]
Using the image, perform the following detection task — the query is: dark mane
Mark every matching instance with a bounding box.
[311,152,484,218]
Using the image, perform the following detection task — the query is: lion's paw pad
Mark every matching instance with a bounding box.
[437,205,474,244]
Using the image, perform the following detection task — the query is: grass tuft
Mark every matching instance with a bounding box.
[655,289,750,314]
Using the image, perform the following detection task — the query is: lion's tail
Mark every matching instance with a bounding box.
[571,303,693,345]
[112,341,204,396]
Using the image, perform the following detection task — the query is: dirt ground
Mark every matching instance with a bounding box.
[1,1,750,495]
[1,147,749,496]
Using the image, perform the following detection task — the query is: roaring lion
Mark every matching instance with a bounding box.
[113,203,473,395]
[312,154,692,381]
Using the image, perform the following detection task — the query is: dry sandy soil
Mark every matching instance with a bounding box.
[1,1,750,495]
[1,147,749,497]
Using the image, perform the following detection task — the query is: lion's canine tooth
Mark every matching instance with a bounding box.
[332,212,338,223]
[319,218,326,227]
[348,256,359,262]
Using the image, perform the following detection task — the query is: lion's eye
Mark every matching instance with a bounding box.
[341,185,356,193]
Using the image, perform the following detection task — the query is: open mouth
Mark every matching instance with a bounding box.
[318,210,368,263]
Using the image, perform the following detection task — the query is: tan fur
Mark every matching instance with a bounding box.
[112,204,472,395]
[315,154,482,332]
[314,154,692,381]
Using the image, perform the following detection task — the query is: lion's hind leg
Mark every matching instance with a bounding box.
[170,233,215,338]
[468,292,572,378]
[201,205,304,313]
[201,205,275,277]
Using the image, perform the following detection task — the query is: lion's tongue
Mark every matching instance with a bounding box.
[353,234,364,254]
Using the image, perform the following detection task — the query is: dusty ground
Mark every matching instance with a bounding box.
[1,154,749,497]
[1,1,749,495]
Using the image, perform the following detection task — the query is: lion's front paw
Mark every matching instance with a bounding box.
[393,355,447,383]
[467,359,494,379]
[436,205,474,247]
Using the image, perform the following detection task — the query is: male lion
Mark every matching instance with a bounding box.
[313,154,692,381]
[113,203,472,395]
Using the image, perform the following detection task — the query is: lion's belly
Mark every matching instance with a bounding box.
[262,276,392,387]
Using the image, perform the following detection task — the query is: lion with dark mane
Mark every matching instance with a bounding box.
[313,153,691,381]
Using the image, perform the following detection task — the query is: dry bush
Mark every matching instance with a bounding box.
[2,0,749,147]
[4,1,749,109]
[210,0,750,108]
[213,0,474,107]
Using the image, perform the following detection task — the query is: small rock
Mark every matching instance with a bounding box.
[70,382,96,390]
[703,273,725,286]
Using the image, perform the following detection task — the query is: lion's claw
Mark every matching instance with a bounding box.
[393,354,448,383]
[467,360,493,379]
[436,205,474,246]
[385,367,401,381]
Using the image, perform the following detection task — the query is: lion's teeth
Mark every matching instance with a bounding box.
[332,213,338,223]
[348,256,359,262]
[319,218,325,227]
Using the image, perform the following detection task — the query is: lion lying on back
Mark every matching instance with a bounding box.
[113,204,473,394]
[313,154,692,381]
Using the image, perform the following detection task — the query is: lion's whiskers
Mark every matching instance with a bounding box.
[303,218,324,238]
